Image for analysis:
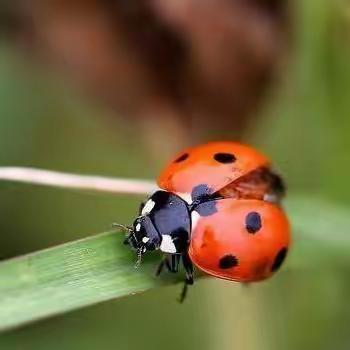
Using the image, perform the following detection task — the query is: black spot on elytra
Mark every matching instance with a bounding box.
[214,152,236,164]
[191,184,220,216]
[219,255,239,269]
[191,184,213,202]
[271,247,288,272]
[195,201,218,217]
[174,153,189,163]
[245,212,262,234]
[191,184,217,205]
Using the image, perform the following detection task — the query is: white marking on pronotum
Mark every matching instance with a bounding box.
[191,211,201,232]
[141,199,156,215]
[135,223,141,232]
[160,235,177,254]
[142,237,150,243]
[176,192,193,204]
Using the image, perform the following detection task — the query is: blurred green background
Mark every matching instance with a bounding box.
[1,0,350,349]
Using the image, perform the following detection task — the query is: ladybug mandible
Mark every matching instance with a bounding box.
[122,142,290,301]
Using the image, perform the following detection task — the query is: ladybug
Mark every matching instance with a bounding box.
[122,142,290,301]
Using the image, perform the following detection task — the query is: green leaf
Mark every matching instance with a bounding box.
[0,231,182,333]
[0,195,349,333]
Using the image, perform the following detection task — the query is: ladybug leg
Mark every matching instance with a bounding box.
[155,259,165,276]
[169,254,181,273]
[156,254,181,276]
[182,252,194,283]
[179,252,194,303]
[155,257,171,276]
[134,248,144,269]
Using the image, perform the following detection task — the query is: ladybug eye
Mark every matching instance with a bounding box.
[174,153,189,163]
[213,153,236,164]
[271,247,288,272]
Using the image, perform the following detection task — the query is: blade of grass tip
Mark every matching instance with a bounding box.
[0,231,182,333]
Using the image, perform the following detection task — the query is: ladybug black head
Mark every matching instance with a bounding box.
[126,216,161,255]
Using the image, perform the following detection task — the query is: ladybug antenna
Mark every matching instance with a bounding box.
[112,222,132,232]
[112,223,133,245]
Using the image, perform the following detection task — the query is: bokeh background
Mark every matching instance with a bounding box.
[1,0,350,349]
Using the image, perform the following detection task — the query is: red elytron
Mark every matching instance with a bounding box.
[158,142,270,195]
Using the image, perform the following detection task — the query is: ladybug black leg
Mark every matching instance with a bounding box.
[155,259,165,276]
[179,281,190,304]
[169,254,181,273]
[134,248,144,268]
[179,252,194,303]
[155,256,172,276]
[156,254,181,276]
[182,252,194,283]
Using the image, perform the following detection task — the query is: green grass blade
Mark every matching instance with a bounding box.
[0,195,349,332]
[0,231,181,332]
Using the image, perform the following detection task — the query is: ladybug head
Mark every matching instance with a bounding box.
[123,216,161,265]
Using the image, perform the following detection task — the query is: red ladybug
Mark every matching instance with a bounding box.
[124,142,290,301]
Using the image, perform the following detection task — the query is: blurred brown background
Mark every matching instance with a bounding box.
[2,0,290,151]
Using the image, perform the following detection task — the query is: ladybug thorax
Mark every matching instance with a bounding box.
[128,191,191,255]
